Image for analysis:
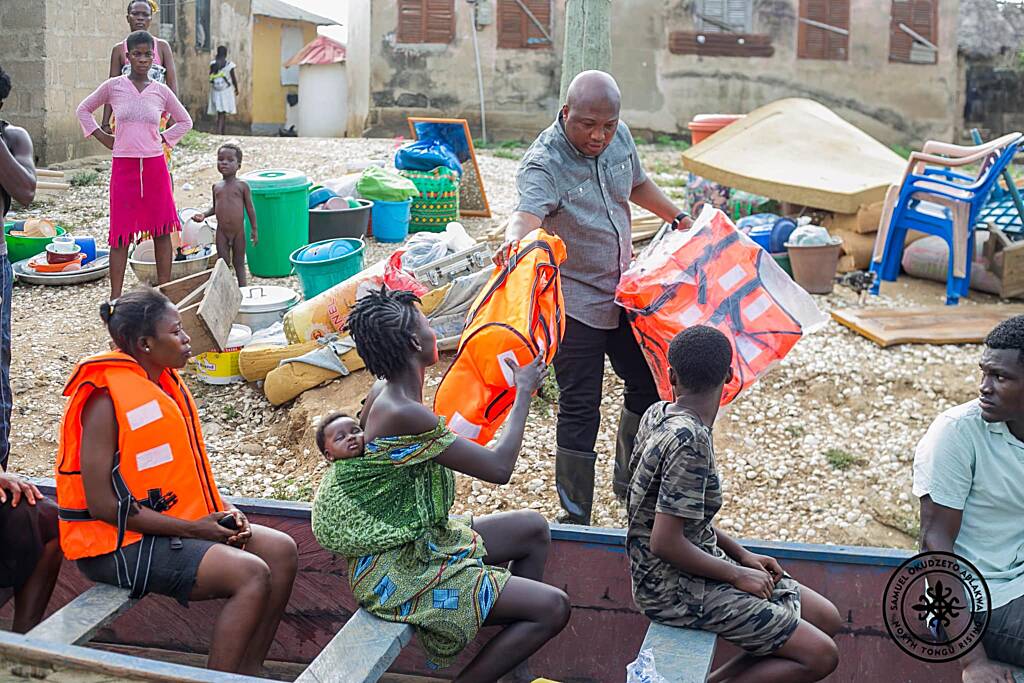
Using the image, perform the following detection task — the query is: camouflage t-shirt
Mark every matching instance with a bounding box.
[626,401,725,617]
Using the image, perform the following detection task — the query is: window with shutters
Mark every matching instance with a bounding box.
[889,0,937,64]
[497,0,552,49]
[695,0,753,33]
[798,0,849,60]
[397,0,456,44]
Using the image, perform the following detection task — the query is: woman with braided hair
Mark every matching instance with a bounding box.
[312,287,570,682]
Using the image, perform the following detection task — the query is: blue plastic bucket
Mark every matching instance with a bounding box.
[371,198,412,243]
[289,238,365,299]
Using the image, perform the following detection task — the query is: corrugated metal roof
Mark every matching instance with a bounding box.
[253,0,338,26]
[284,35,346,66]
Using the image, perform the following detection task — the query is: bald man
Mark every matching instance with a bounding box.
[500,71,691,525]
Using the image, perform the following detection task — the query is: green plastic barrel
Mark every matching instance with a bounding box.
[242,169,311,277]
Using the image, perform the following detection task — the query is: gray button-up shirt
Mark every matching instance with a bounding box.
[515,115,648,330]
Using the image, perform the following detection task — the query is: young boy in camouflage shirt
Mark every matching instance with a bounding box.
[626,326,842,682]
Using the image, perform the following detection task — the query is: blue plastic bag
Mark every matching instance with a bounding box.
[395,140,463,176]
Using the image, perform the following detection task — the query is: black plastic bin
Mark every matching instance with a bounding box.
[308,198,374,242]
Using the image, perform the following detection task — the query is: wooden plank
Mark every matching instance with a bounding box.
[179,303,218,356]
[36,169,65,179]
[669,31,775,57]
[175,282,208,310]
[638,622,717,683]
[831,305,1024,347]
[26,584,135,646]
[196,259,241,353]
[157,268,214,306]
[295,608,413,683]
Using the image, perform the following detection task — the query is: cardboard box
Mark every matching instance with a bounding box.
[985,227,1024,299]
[832,228,927,273]
[824,200,887,235]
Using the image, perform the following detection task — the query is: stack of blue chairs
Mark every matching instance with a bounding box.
[870,133,1023,305]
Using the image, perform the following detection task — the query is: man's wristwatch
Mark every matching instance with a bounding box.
[670,211,691,230]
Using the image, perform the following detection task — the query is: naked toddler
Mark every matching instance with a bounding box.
[192,143,257,286]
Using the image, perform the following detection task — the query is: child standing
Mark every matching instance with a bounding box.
[627,326,842,683]
[191,144,256,287]
[77,30,192,300]
[208,46,237,136]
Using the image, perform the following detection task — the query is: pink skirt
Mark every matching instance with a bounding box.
[109,155,180,248]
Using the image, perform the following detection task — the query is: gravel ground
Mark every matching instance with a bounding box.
[9,132,992,550]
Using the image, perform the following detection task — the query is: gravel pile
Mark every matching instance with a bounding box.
[9,133,986,550]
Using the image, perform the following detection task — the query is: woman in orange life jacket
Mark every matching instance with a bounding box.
[315,287,570,682]
[56,288,297,675]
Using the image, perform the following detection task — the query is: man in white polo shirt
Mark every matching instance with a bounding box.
[914,315,1024,682]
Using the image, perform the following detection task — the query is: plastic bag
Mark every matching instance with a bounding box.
[395,139,463,176]
[626,649,669,683]
[787,224,839,247]
[382,251,429,297]
[355,166,420,202]
[616,207,828,405]
[403,233,450,270]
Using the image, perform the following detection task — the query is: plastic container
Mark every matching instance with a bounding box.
[771,251,793,277]
[370,198,413,243]
[309,198,373,242]
[74,236,97,265]
[688,114,745,145]
[236,285,300,332]
[4,224,67,263]
[190,324,252,385]
[768,218,798,253]
[747,222,773,252]
[308,186,337,209]
[241,169,312,277]
[290,237,365,299]
[786,241,843,294]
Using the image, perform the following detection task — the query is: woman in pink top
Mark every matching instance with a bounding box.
[77,30,192,300]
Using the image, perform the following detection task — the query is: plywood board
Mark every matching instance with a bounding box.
[196,260,241,352]
[832,306,1024,347]
[157,268,214,306]
[682,99,907,214]
[407,117,491,217]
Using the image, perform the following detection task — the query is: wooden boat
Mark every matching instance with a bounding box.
[0,486,965,682]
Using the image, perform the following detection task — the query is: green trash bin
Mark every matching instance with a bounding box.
[242,169,311,277]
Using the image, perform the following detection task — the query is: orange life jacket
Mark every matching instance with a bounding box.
[55,352,224,563]
[434,229,566,445]
[616,210,807,405]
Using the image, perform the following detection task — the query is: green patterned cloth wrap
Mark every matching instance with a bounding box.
[400,167,460,233]
[311,418,510,669]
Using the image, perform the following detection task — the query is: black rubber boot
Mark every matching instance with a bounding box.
[555,446,596,526]
[613,407,643,502]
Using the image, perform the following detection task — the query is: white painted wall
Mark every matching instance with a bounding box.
[298,63,348,137]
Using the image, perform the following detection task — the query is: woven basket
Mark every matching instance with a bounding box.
[400,167,460,233]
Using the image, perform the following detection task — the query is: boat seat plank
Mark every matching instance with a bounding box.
[26,584,135,646]
[295,608,413,683]
[639,621,717,683]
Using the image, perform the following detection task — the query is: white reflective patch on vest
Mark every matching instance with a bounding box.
[450,412,482,440]
[126,400,162,431]
[136,443,173,471]
[743,294,772,322]
[680,305,703,327]
[717,264,746,292]
[736,336,763,363]
[497,350,518,387]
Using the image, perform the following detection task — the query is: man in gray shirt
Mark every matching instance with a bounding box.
[499,70,690,524]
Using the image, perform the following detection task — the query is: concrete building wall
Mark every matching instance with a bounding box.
[0,0,122,165]
[251,15,316,132]
[171,0,253,135]
[613,0,961,147]
[366,1,566,141]
[364,0,960,147]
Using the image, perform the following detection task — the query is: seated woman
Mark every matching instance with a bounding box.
[1,471,62,632]
[627,326,841,683]
[54,288,297,675]
[312,288,570,683]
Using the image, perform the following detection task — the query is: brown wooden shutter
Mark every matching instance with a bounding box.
[889,0,936,64]
[498,0,551,49]
[424,0,455,44]
[397,0,425,43]
[798,0,849,60]
[397,0,454,44]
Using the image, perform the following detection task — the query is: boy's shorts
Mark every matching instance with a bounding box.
[645,575,802,656]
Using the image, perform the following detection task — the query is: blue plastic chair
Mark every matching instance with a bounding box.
[870,134,1022,304]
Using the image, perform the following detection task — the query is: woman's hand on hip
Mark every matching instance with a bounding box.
[91,129,115,151]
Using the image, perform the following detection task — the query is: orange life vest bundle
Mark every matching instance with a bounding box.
[616,209,825,405]
[55,352,224,592]
[434,229,566,445]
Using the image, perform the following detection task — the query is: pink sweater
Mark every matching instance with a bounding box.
[76,76,192,158]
